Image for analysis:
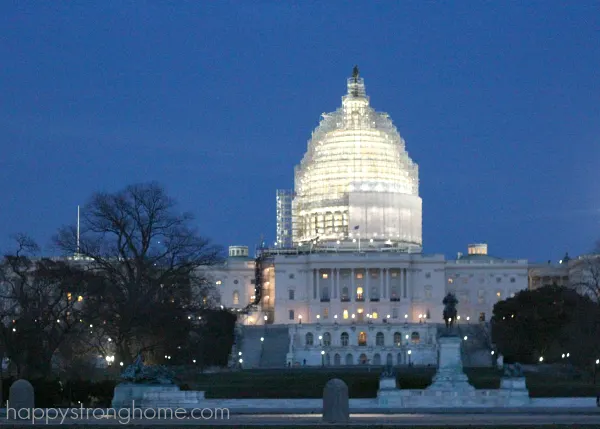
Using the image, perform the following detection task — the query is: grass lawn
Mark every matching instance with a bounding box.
[183,367,599,399]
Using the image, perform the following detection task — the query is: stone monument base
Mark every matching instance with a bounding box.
[377,334,531,407]
[112,384,180,408]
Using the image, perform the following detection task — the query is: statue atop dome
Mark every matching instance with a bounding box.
[352,65,359,82]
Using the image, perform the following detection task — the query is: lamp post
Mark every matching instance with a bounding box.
[408,350,412,366]
[321,350,325,367]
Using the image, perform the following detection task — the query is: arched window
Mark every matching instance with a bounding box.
[376,332,385,346]
[373,353,381,365]
[323,332,331,346]
[334,353,341,366]
[232,290,239,305]
[345,353,353,365]
[359,353,368,364]
[393,332,402,346]
[305,332,314,346]
[397,353,403,365]
[325,353,331,366]
[358,331,367,346]
[386,353,393,366]
[411,332,420,344]
[341,332,349,347]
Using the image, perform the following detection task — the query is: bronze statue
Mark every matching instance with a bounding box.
[352,65,359,81]
[443,293,458,329]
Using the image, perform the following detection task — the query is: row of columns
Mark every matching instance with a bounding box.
[313,268,411,301]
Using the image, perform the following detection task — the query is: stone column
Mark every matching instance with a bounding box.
[331,268,340,300]
[351,268,355,302]
[335,268,340,299]
[365,268,369,301]
[313,269,317,300]
[380,268,384,300]
[316,268,320,301]
[402,268,407,299]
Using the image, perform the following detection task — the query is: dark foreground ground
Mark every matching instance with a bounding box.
[2,412,600,427]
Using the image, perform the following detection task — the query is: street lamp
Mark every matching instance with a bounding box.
[321,350,325,366]
[539,357,544,362]
[463,336,468,341]
[260,337,264,342]
[408,350,412,366]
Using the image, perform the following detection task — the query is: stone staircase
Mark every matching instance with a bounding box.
[259,325,290,368]
[239,325,290,368]
[239,325,265,369]
[457,323,494,367]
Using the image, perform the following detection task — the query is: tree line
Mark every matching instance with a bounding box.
[492,252,600,370]
[0,182,236,380]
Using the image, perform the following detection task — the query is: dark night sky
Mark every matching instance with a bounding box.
[1,2,599,261]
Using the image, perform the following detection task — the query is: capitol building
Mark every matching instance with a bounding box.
[205,69,564,368]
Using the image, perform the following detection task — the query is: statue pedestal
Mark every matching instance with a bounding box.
[428,335,474,391]
[500,377,530,406]
[112,383,179,408]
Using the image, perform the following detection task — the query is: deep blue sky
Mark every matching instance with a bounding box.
[1,2,599,262]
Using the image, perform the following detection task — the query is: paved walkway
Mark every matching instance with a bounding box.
[2,411,600,426]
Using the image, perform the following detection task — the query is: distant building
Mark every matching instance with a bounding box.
[205,69,534,367]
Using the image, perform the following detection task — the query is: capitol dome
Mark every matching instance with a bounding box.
[292,67,422,250]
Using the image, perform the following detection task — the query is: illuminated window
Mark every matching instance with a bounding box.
[356,287,364,301]
[448,278,453,284]
[322,273,328,279]
[372,311,378,319]
[323,308,329,319]
[391,272,398,278]
[358,331,367,346]
[357,308,364,314]
[216,280,222,285]
[77,296,83,302]
[343,310,349,319]
[496,291,501,298]
[356,273,363,279]
[67,293,72,300]
[233,291,239,305]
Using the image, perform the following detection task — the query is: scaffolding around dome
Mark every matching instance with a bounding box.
[292,69,422,250]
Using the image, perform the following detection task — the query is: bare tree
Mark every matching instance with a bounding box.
[0,234,88,378]
[55,183,222,365]
[571,254,600,302]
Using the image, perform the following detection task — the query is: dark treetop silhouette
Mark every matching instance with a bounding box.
[443,293,458,329]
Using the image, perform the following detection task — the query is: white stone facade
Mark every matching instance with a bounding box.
[289,321,438,367]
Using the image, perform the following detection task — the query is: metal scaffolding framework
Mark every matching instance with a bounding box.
[292,69,422,248]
